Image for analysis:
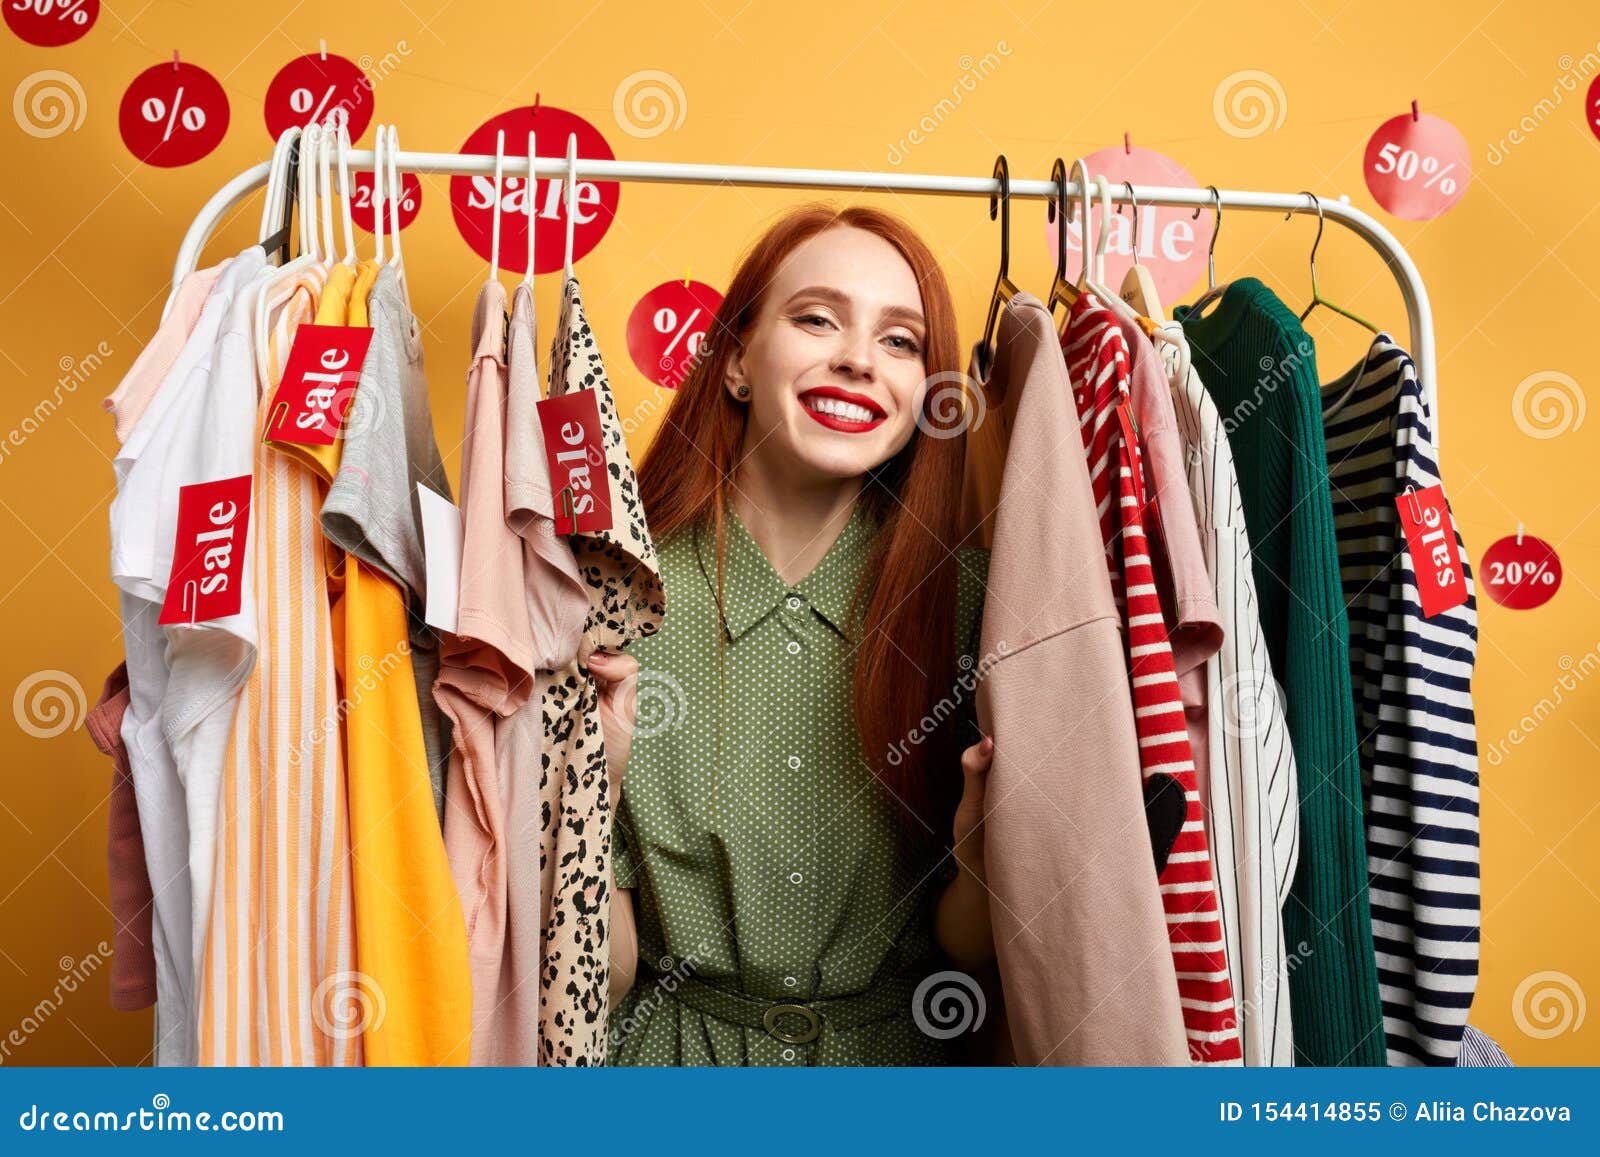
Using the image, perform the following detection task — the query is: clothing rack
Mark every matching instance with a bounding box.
[170,149,1440,438]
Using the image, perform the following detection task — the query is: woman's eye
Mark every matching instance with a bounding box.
[793,313,833,329]
[884,333,923,355]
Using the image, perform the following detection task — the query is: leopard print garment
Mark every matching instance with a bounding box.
[537,276,665,1064]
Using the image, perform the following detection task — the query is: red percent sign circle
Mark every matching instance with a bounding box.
[263,52,373,141]
[449,105,618,275]
[627,280,724,389]
[1480,532,1561,611]
[5,0,97,46]
[1589,74,1600,144]
[350,169,422,234]
[118,59,230,167]
[1364,111,1470,220]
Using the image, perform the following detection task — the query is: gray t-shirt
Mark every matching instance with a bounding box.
[321,264,454,819]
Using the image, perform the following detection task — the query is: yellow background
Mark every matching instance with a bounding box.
[2,0,1596,1065]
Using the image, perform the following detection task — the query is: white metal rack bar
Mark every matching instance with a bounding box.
[171,150,1438,436]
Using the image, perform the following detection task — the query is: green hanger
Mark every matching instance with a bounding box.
[1291,191,1379,334]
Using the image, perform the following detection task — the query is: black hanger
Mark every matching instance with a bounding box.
[976,155,1018,379]
[257,134,299,265]
[1045,158,1082,323]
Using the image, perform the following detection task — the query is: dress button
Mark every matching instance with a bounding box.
[789,871,802,884]
[786,596,802,611]
[786,640,801,655]
[782,1047,796,1062]
[784,976,798,987]
[787,755,800,770]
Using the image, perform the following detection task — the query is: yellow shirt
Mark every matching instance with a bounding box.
[347,258,381,328]
[324,264,472,1065]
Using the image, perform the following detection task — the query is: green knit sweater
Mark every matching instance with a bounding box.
[1179,279,1386,1067]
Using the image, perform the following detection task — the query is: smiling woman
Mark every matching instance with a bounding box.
[588,204,996,1066]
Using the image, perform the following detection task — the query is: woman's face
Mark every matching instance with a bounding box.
[727,225,929,485]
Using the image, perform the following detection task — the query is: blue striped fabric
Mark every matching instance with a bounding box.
[1456,1024,1512,1066]
[1321,334,1480,1065]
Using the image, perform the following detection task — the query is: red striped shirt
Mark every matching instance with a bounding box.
[1063,293,1242,1064]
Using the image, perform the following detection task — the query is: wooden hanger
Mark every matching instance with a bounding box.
[1045,157,1081,324]
[1118,180,1165,322]
[976,154,1019,378]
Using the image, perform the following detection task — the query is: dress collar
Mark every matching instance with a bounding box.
[694,500,876,641]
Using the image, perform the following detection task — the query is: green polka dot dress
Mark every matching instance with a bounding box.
[607,500,989,1066]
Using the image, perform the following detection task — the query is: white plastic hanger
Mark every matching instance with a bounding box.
[384,125,410,308]
[489,128,507,282]
[331,110,358,269]
[371,122,387,266]
[523,130,538,285]
[256,126,298,252]
[562,133,578,282]
[253,119,329,390]
[314,117,338,266]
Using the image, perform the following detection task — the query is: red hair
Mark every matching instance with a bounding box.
[637,203,967,833]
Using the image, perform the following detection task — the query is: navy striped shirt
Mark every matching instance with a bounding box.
[1322,335,1480,1066]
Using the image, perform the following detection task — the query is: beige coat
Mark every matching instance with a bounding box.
[971,293,1188,1065]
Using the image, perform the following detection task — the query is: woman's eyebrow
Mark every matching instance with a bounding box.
[785,285,925,328]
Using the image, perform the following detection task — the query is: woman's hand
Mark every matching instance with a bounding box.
[935,734,996,971]
[952,735,993,882]
[585,643,640,794]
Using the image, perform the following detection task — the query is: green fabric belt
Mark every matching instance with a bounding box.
[639,969,918,1045]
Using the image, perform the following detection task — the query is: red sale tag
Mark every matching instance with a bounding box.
[263,52,372,142]
[1113,400,1146,508]
[5,0,98,47]
[1481,531,1561,611]
[118,59,230,168]
[351,168,422,234]
[1396,485,1467,618]
[537,389,612,535]
[264,324,373,446]
[1363,110,1470,221]
[449,105,619,275]
[626,279,723,389]
[159,475,252,625]
[1589,74,1600,145]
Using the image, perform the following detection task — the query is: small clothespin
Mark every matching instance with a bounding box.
[1516,521,1525,546]
[683,264,691,288]
[1124,131,1132,154]
[531,92,541,117]
[1411,99,1420,122]
[172,49,180,71]
[319,38,328,61]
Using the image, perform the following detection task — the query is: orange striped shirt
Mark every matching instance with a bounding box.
[198,263,363,1066]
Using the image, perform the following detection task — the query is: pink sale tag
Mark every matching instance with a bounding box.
[119,59,230,167]
[450,105,618,275]
[1042,144,1212,309]
[263,52,373,141]
[627,279,723,389]
[1364,110,1470,220]
[5,0,97,47]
